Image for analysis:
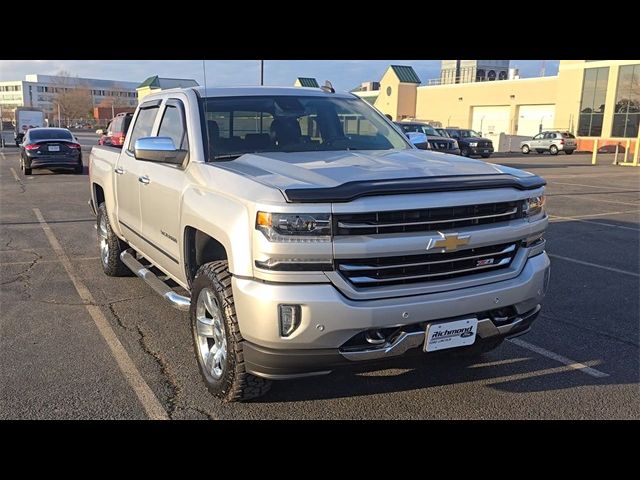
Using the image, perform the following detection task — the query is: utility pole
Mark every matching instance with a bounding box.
[260,60,264,86]
[540,60,546,77]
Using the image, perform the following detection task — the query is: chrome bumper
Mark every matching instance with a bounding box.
[340,305,541,361]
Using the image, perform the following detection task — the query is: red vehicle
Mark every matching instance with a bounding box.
[98,112,133,147]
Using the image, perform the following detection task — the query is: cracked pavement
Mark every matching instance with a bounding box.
[1,141,638,419]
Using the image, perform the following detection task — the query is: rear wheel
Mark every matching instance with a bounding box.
[565,149,574,155]
[549,145,559,155]
[521,145,530,154]
[191,261,272,402]
[21,156,32,175]
[74,160,83,174]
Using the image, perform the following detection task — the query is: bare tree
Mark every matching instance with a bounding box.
[52,70,93,125]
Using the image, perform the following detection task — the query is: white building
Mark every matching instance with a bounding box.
[0,74,139,122]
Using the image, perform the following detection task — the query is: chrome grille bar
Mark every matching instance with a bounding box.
[348,257,511,285]
[337,207,519,230]
[338,243,516,272]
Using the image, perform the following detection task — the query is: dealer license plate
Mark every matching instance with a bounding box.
[424,318,478,352]
[48,145,60,152]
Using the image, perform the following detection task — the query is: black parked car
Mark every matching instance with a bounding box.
[444,128,494,158]
[395,122,460,155]
[19,128,83,175]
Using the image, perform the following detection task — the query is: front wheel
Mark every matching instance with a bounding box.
[96,203,131,276]
[460,147,470,157]
[191,261,271,402]
[521,145,530,154]
[549,145,559,155]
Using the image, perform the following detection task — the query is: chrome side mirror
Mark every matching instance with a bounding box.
[134,136,187,165]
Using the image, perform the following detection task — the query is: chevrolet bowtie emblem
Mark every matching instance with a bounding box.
[426,233,471,252]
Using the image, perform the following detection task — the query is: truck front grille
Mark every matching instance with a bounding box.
[334,201,522,236]
[336,242,519,288]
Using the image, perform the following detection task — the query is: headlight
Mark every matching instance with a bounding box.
[256,212,332,242]
[469,142,478,147]
[524,195,546,217]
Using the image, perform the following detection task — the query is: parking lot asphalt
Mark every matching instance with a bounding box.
[1,138,638,420]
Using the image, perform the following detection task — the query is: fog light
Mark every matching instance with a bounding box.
[278,305,301,337]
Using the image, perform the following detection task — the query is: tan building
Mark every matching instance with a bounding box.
[354,61,639,153]
[137,76,199,101]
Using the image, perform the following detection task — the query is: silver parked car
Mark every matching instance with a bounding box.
[521,131,577,155]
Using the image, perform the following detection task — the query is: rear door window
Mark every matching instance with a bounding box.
[562,132,576,138]
[127,105,159,153]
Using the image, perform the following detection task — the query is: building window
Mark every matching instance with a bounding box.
[578,67,609,137]
[611,64,640,138]
[487,70,496,81]
[476,69,485,81]
[386,86,392,96]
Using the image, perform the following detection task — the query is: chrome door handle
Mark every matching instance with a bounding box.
[114,167,124,174]
[138,175,150,185]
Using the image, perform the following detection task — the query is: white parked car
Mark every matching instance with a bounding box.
[521,131,577,155]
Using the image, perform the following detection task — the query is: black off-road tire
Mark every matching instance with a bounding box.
[97,202,131,277]
[190,261,272,402]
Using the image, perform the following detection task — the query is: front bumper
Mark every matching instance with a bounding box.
[469,146,494,155]
[233,252,550,378]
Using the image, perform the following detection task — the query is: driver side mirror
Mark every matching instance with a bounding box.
[406,132,429,150]
[134,137,187,165]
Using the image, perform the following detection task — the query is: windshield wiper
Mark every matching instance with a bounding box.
[212,153,245,161]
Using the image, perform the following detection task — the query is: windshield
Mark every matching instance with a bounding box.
[457,130,482,138]
[398,123,438,136]
[29,129,73,141]
[201,95,411,160]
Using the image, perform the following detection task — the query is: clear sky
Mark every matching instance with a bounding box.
[0,60,559,91]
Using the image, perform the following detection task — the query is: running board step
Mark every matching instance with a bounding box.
[120,249,191,311]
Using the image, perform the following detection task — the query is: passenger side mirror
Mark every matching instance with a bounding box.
[134,137,187,165]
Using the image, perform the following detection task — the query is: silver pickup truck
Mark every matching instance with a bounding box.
[88,86,550,402]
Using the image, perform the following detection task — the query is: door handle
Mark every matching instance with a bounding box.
[138,175,150,185]
[114,167,124,175]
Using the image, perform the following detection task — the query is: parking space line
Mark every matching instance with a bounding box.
[9,167,21,182]
[548,253,639,277]
[33,207,169,420]
[550,180,638,191]
[549,210,638,221]
[547,214,640,231]
[508,338,609,378]
[0,256,100,266]
[547,195,639,207]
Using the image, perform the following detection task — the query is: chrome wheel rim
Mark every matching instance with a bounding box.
[98,215,109,266]
[195,288,227,380]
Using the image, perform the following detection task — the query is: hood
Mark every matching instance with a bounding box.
[212,149,543,202]
[461,136,492,142]
[425,135,455,141]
